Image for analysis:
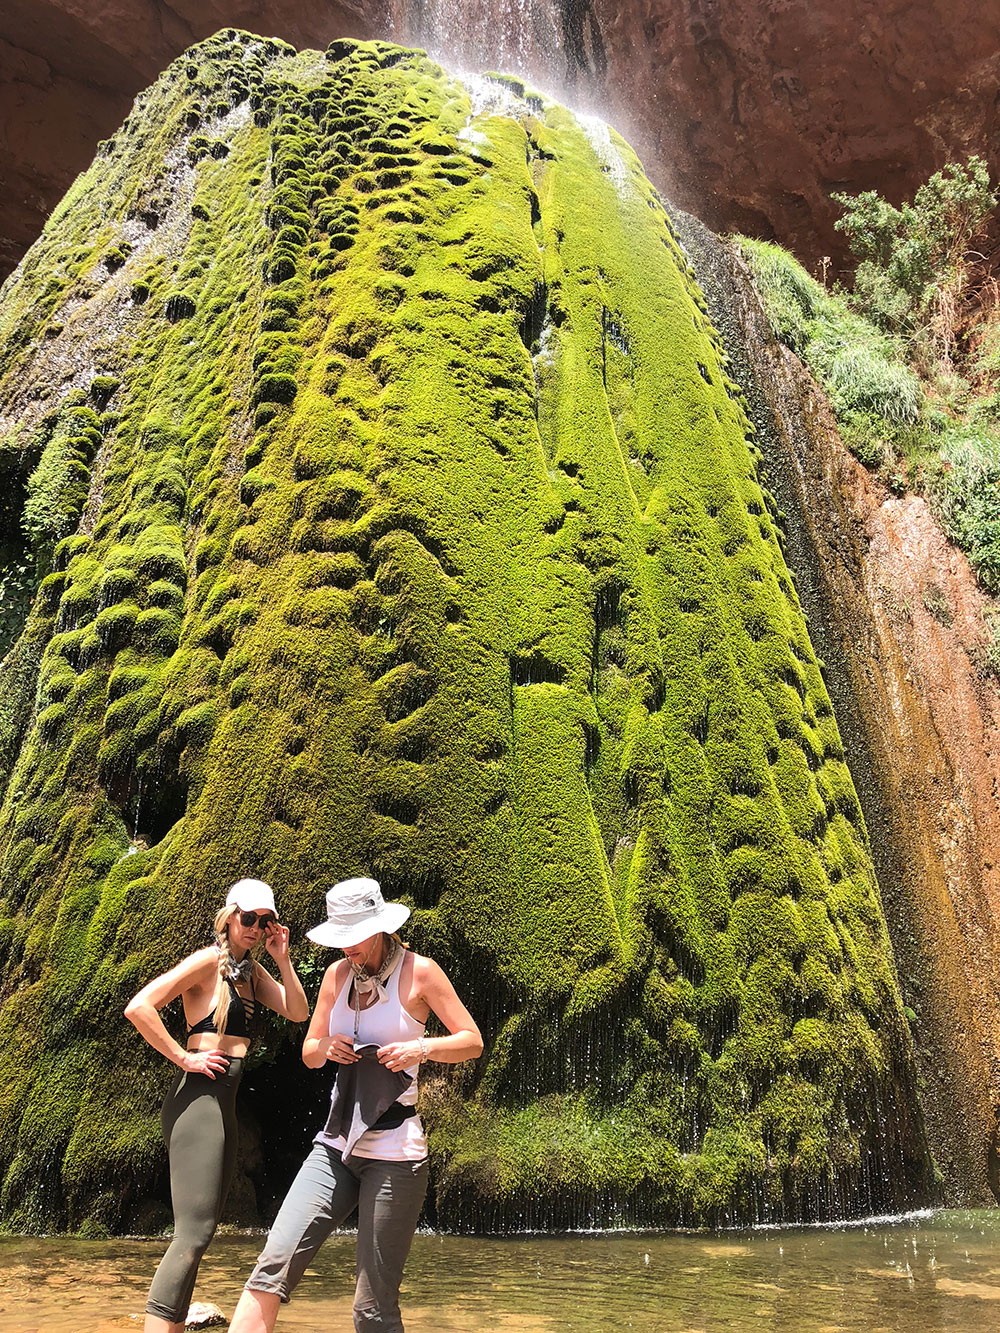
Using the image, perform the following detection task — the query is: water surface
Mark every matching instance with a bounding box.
[5,1211,1000,1331]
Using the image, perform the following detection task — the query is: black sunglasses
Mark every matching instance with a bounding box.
[239,910,277,929]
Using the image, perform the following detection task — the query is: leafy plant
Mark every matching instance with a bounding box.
[833,158,997,370]
[927,423,1000,591]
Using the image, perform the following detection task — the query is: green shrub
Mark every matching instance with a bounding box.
[823,345,922,425]
[741,233,1000,590]
[928,424,1000,590]
[740,237,924,466]
[833,157,997,366]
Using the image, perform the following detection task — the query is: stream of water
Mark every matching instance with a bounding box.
[5,1210,1000,1331]
[388,0,565,88]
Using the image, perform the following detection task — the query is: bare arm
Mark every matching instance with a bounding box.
[378,957,483,1072]
[301,961,359,1068]
[124,948,229,1077]
[252,922,309,1022]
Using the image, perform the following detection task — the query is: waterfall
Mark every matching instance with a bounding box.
[387,0,600,95]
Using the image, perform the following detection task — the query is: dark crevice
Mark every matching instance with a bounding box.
[691,703,710,745]
[600,307,629,388]
[483,789,507,818]
[701,999,739,1060]
[363,514,463,578]
[379,667,437,722]
[373,794,420,825]
[582,721,601,775]
[376,865,444,911]
[510,653,566,688]
[519,281,548,353]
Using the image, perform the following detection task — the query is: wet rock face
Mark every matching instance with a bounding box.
[0,34,932,1230]
[3,2,1000,279]
[677,212,1000,1205]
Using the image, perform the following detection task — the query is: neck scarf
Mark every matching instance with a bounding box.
[350,934,403,1036]
[224,952,254,984]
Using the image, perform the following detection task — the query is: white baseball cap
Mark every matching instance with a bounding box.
[226,878,277,914]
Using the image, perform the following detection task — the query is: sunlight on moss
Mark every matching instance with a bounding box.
[0,34,928,1232]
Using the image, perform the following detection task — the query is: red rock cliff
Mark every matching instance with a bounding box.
[676,210,1000,1201]
[2,1,1000,279]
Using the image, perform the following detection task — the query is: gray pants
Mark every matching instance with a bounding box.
[246,1141,429,1332]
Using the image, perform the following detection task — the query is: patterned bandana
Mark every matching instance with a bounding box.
[350,935,404,1036]
[224,953,254,984]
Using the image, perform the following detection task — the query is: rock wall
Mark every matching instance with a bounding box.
[3,2,1000,279]
[676,209,1000,1204]
[591,0,1000,270]
[0,33,932,1231]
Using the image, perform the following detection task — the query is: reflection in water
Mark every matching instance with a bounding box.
[5,1212,1000,1331]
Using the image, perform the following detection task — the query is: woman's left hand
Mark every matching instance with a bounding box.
[377,1040,422,1072]
[264,921,291,962]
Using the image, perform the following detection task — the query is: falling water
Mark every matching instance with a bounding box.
[388,0,567,91]
[577,114,632,193]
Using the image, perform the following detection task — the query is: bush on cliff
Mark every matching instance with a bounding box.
[740,234,1000,594]
[739,239,923,468]
[832,157,997,374]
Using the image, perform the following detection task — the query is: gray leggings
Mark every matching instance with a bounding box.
[246,1141,429,1332]
[145,1059,243,1323]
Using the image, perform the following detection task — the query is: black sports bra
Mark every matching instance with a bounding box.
[187,974,256,1041]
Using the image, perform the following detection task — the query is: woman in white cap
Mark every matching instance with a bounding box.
[125,878,309,1333]
[227,876,483,1333]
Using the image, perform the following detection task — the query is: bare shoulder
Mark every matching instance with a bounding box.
[176,946,219,982]
[408,952,450,990]
[138,945,218,1003]
[323,957,350,997]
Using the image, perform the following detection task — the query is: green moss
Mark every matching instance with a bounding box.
[89,377,121,408]
[254,372,298,405]
[0,33,930,1234]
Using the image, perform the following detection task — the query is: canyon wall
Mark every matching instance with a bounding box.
[3,2,1000,279]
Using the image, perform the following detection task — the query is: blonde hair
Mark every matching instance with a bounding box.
[210,904,243,1036]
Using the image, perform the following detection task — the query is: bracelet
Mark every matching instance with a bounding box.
[418,1034,428,1064]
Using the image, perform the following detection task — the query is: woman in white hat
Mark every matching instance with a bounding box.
[125,878,309,1333]
[227,876,483,1333]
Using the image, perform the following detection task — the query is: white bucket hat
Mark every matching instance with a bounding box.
[306,876,410,948]
[226,878,277,914]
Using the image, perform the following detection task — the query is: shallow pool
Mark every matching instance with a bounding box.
[5,1210,1000,1331]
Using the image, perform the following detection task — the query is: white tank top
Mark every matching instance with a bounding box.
[324,956,427,1161]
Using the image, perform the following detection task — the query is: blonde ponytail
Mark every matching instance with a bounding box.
[211,904,235,1037]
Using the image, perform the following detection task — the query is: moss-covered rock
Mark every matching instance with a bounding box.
[0,31,932,1232]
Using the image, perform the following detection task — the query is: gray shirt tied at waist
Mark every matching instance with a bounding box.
[315,1045,412,1160]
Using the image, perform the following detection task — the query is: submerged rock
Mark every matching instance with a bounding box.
[0,31,933,1231]
[185,1302,227,1328]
